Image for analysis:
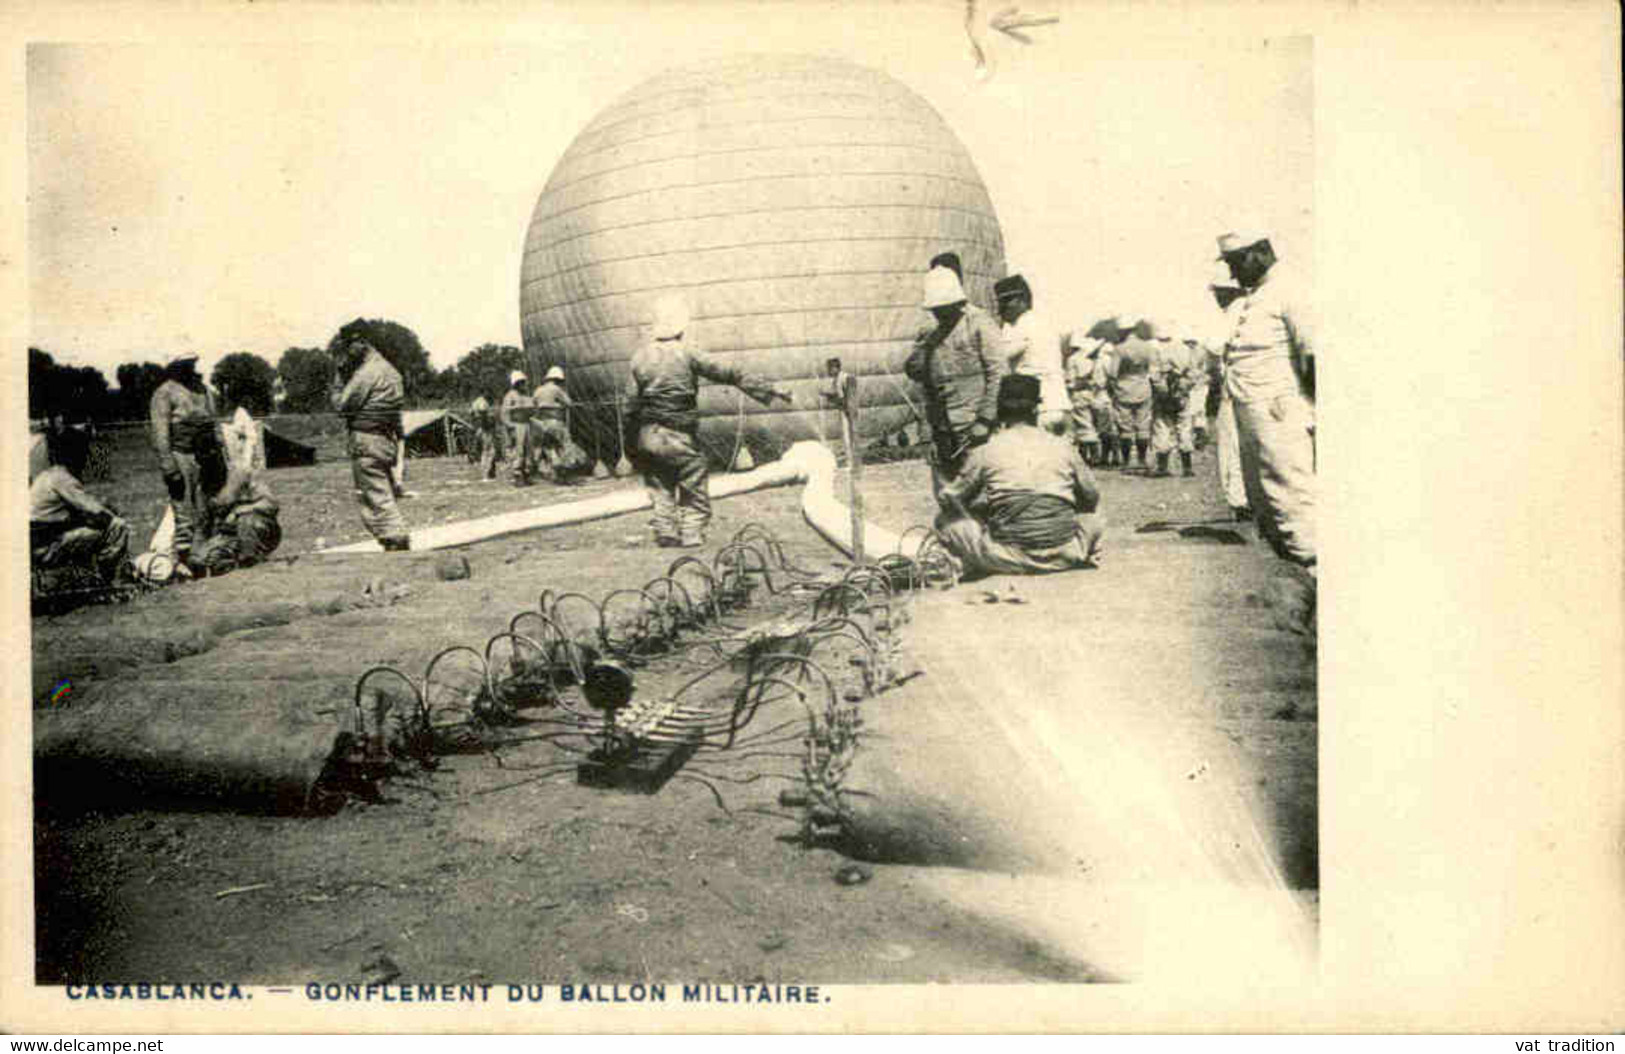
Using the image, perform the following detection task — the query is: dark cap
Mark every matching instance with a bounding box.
[928,251,963,279]
[996,373,1042,411]
[993,274,1031,301]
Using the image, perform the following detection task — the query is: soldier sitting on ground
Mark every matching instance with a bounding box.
[29,427,132,585]
[934,374,1105,580]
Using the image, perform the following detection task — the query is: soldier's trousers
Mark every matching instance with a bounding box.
[169,450,214,555]
[1151,400,1194,454]
[1215,389,1248,510]
[1070,403,1098,444]
[508,423,532,482]
[350,431,409,544]
[477,424,503,479]
[1227,367,1315,568]
[936,512,1105,580]
[33,519,131,575]
[637,423,710,542]
[1114,399,1152,441]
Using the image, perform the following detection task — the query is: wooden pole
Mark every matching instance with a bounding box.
[838,371,864,564]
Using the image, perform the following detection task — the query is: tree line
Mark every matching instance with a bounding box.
[29,318,541,423]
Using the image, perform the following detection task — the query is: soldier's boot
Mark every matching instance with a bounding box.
[380,535,411,552]
[1135,439,1149,468]
[1119,439,1134,469]
[1154,453,1171,477]
[1180,452,1195,477]
[678,508,706,549]
[1082,441,1099,466]
[651,505,679,547]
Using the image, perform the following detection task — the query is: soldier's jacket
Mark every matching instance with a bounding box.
[625,335,773,434]
[499,387,534,428]
[210,463,279,523]
[940,423,1100,550]
[1109,337,1156,405]
[1150,339,1197,407]
[903,303,1004,439]
[335,351,405,437]
[149,379,218,474]
[1222,263,1315,403]
[1066,347,1114,407]
[29,465,114,549]
[530,381,574,423]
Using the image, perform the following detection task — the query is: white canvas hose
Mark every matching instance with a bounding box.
[316,441,929,559]
[318,443,818,554]
[783,441,932,562]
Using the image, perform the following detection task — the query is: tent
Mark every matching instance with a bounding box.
[262,424,318,468]
[401,409,474,459]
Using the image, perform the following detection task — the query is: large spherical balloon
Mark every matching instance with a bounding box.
[520,54,1006,464]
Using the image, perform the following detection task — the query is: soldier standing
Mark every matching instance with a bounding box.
[1109,321,1157,472]
[1214,223,1316,569]
[1149,331,1198,477]
[625,295,788,547]
[148,350,221,567]
[904,265,1005,489]
[334,338,411,551]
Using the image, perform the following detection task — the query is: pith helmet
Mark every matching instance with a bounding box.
[1215,219,1271,259]
[652,294,691,340]
[922,267,967,309]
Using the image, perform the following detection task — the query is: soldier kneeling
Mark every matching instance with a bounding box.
[191,448,282,574]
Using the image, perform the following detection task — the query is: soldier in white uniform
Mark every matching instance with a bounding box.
[1064,331,1114,466]
[1215,224,1316,570]
[994,274,1070,436]
[1149,332,1198,477]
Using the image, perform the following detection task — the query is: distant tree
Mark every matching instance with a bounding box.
[29,347,56,420]
[276,346,334,414]
[29,348,113,422]
[434,364,463,404]
[211,352,277,415]
[114,361,168,420]
[447,343,527,406]
[326,318,435,405]
[73,366,115,422]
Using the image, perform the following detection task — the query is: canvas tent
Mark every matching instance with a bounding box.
[402,409,474,459]
[262,423,318,468]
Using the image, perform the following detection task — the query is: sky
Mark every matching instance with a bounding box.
[26,4,1312,386]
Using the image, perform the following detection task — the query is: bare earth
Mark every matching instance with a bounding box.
[32,439,1315,986]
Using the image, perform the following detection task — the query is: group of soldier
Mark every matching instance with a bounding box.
[29,220,1313,587]
[1067,319,1211,480]
[904,221,1315,581]
[29,349,284,587]
[467,366,592,489]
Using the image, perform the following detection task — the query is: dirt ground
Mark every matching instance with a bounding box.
[32,437,1315,986]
